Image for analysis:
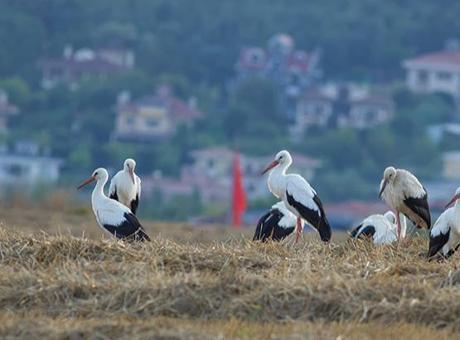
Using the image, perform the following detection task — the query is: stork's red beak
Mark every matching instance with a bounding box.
[129,168,135,185]
[77,176,96,190]
[261,160,279,175]
[445,194,460,209]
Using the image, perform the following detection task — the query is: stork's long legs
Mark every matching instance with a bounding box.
[295,217,302,243]
[396,211,401,241]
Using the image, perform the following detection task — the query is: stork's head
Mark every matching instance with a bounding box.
[77,168,108,189]
[445,187,460,208]
[379,166,396,198]
[124,158,136,184]
[261,150,292,175]
[383,211,396,224]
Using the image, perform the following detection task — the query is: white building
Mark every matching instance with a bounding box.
[0,154,62,186]
[293,83,393,133]
[442,151,460,180]
[403,50,460,98]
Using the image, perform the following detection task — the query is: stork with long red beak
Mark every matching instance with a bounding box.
[109,158,141,214]
[427,187,460,259]
[78,167,150,242]
[262,150,331,243]
[378,166,431,241]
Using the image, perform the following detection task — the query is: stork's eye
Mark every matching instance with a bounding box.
[94,172,98,176]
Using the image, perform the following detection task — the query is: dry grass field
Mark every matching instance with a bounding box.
[0,201,460,339]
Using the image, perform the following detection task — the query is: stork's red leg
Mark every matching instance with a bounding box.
[396,211,401,241]
[295,217,302,243]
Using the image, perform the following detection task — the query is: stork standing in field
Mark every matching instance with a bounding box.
[253,201,298,242]
[427,187,460,259]
[379,166,431,241]
[350,211,407,245]
[109,158,141,215]
[262,150,331,242]
[78,168,150,242]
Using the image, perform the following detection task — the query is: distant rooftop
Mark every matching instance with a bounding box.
[404,51,460,67]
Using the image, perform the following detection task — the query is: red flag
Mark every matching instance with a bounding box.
[232,152,247,227]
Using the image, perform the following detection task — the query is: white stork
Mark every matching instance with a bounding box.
[428,187,460,259]
[109,158,141,215]
[262,150,331,242]
[350,211,407,245]
[253,201,298,242]
[379,166,431,240]
[78,168,150,242]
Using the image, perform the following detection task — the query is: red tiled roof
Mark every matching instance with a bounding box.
[405,51,460,66]
[286,51,310,72]
[0,103,18,116]
[238,47,267,70]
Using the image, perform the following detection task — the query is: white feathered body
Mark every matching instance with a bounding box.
[271,201,297,229]
[92,181,134,233]
[430,205,460,256]
[352,211,408,245]
[380,169,428,228]
[268,169,321,219]
[109,170,141,209]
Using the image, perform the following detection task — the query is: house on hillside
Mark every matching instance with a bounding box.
[403,44,460,99]
[113,86,202,142]
[0,141,62,188]
[39,45,134,89]
[291,83,394,134]
[0,90,19,134]
[235,33,321,120]
[142,147,321,204]
[442,151,460,180]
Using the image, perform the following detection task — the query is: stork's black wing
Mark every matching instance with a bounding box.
[103,212,150,242]
[253,210,280,242]
[427,228,450,258]
[404,191,431,228]
[130,194,139,215]
[109,189,119,201]
[287,192,331,242]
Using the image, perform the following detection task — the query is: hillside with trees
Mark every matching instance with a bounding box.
[0,0,458,218]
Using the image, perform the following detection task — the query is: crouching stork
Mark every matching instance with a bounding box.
[78,168,150,242]
[350,211,406,245]
[253,201,297,242]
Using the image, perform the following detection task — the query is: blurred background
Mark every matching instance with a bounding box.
[0,0,459,228]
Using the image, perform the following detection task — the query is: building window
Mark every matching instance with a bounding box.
[417,70,428,85]
[125,116,135,126]
[250,53,261,64]
[4,164,26,177]
[437,71,452,81]
[146,118,160,128]
[207,159,215,169]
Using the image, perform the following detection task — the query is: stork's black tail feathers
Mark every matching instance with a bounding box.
[132,229,151,242]
[317,216,332,242]
[312,195,332,242]
[427,229,450,258]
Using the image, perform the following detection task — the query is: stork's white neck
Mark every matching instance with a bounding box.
[267,161,290,198]
[92,177,108,204]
